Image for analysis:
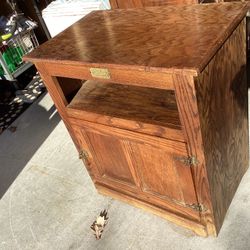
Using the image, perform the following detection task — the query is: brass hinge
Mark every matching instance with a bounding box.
[174,156,199,166]
[79,149,90,165]
[186,203,206,212]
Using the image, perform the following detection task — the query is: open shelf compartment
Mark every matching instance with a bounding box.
[56,77,184,141]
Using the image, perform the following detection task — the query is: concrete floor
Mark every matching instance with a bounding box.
[0,93,250,250]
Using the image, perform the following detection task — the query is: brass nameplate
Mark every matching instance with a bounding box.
[90,68,110,79]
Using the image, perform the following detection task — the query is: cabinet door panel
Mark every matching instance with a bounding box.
[130,142,197,204]
[84,130,136,186]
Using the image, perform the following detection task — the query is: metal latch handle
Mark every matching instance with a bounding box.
[174,155,199,166]
[79,149,90,165]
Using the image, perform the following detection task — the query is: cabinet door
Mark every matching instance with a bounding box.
[129,141,197,205]
[73,122,197,206]
[73,123,139,190]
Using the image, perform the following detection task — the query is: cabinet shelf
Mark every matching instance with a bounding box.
[66,80,184,141]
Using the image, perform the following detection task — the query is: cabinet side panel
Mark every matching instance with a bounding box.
[196,19,248,232]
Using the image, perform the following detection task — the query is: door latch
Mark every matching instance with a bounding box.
[174,155,199,166]
[186,203,207,212]
[79,149,90,165]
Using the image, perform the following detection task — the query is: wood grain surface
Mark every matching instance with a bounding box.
[173,72,217,236]
[34,63,81,150]
[109,0,197,9]
[195,19,249,232]
[67,108,185,142]
[67,80,182,135]
[84,130,137,186]
[97,184,208,236]
[40,62,177,89]
[24,3,248,74]
[68,81,180,128]
[130,141,198,205]
[29,3,249,237]
[71,119,200,220]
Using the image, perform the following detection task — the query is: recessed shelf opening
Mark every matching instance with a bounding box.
[56,76,83,103]
[57,77,181,130]
[55,76,183,140]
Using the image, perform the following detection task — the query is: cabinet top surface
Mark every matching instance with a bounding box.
[25,2,248,74]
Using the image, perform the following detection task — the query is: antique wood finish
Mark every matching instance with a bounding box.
[41,62,176,90]
[24,3,248,74]
[67,81,180,129]
[67,80,184,141]
[109,0,197,9]
[173,73,217,235]
[24,3,249,237]
[34,62,81,150]
[195,19,249,232]
[97,184,208,236]
[67,108,184,142]
[70,119,202,221]
[71,119,197,204]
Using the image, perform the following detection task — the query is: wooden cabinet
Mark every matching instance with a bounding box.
[24,3,249,237]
